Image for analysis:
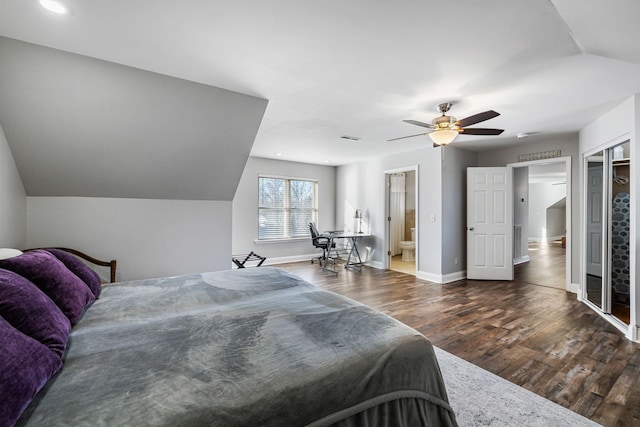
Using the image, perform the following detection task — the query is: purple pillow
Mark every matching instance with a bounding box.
[0,269,71,357]
[0,250,95,325]
[45,248,102,298]
[0,316,62,427]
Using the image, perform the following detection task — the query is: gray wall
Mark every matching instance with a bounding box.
[232,157,336,262]
[336,145,450,280]
[405,170,416,211]
[441,147,478,276]
[546,204,566,239]
[0,37,267,282]
[477,133,580,285]
[528,183,566,240]
[0,121,26,248]
[27,197,232,281]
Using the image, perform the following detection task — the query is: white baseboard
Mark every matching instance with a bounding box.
[416,270,466,284]
[628,325,640,343]
[265,253,322,265]
[442,270,466,284]
[231,253,320,268]
[513,255,530,265]
[567,282,580,294]
[366,260,384,269]
[260,254,383,269]
[416,270,442,283]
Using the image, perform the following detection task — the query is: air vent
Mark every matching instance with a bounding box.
[340,135,362,141]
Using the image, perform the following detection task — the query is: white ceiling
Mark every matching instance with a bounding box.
[1,0,640,167]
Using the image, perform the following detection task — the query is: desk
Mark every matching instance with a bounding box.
[322,231,370,274]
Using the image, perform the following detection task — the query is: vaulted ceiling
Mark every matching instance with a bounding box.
[1,0,640,199]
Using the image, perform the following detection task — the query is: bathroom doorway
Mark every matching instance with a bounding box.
[384,166,418,276]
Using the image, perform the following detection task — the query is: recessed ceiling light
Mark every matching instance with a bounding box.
[275,152,282,156]
[517,133,530,139]
[39,0,74,15]
[323,160,330,163]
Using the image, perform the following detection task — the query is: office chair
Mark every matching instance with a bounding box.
[309,222,335,267]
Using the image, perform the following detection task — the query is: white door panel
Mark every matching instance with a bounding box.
[467,167,513,280]
[586,164,603,277]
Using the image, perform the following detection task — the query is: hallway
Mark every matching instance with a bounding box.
[514,240,565,290]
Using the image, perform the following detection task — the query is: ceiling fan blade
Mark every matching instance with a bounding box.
[387,132,428,142]
[459,128,504,135]
[403,119,433,129]
[455,110,500,128]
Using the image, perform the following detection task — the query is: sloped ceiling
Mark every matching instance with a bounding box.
[0,36,268,200]
[551,0,640,65]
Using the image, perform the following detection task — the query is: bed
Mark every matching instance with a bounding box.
[0,248,457,426]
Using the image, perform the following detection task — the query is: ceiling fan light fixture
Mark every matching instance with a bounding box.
[432,115,456,128]
[389,103,503,146]
[429,129,458,146]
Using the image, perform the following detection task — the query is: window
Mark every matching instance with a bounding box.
[258,176,318,240]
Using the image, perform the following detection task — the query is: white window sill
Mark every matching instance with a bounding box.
[254,237,309,245]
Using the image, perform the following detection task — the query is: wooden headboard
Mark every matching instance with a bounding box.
[24,247,117,283]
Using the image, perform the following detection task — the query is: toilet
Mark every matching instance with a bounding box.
[398,228,416,261]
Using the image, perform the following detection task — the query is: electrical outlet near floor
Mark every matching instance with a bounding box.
[454,257,459,265]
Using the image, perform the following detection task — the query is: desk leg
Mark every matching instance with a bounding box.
[321,235,339,275]
[344,237,363,271]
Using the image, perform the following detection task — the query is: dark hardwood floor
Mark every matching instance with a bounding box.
[277,245,640,427]
[515,240,566,289]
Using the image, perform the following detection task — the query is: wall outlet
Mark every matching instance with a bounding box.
[454,256,459,265]
[430,213,436,222]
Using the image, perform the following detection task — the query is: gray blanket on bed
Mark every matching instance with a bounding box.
[19,267,456,426]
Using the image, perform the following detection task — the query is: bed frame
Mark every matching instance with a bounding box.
[24,247,117,283]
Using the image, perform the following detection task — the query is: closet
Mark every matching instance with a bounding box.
[584,140,631,326]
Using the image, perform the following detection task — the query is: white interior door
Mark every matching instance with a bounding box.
[467,167,513,280]
[586,163,603,277]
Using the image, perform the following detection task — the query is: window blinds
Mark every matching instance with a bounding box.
[258,176,317,240]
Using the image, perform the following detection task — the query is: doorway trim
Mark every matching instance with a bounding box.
[383,165,419,271]
[508,156,573,292]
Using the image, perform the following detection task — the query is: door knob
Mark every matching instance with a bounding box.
[469,227,474,231]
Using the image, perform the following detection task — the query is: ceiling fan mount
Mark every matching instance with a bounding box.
[389,102,504,147]
[436,102,452,114]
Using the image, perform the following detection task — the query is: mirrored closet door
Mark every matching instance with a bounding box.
[585,151,604,310]
[610,141,631,325]
[584,141,631,326]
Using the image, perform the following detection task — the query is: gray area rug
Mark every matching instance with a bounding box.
[434,347,602,426]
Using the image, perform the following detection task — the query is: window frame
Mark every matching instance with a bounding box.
[257,174,318,241]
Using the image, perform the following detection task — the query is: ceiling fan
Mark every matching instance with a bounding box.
[389,103,504,147]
